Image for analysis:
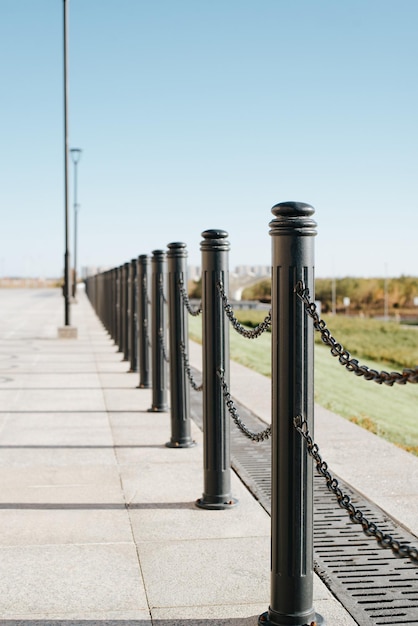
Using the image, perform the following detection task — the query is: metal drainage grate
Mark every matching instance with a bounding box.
[190,381,418,626]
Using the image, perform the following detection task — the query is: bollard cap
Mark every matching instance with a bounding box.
[151,249,166,257]
[167,242,187,249]
[270,201,317,236]
[167,242,187,258]
[138,255,150,270]
[200,229,230,251]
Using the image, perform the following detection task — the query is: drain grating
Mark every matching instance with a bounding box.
[190,382,418,626]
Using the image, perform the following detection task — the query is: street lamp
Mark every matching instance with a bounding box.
[63,0,71,324]
[58,0,77,337]
[70,148,82,298]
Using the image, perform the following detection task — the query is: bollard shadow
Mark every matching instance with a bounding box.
[0,444,166,449]
[0,618,261,625]
[0,410,156,414]
[0,501,197,510]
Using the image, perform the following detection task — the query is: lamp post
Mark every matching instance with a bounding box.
[63,0,71,324]
[70,148,82,298]
[58,0,77,338]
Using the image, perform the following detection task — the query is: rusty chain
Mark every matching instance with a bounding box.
[295,281,418,386]
[217,281,271,338]
[179,341,203,391]
[294,414,418,562]
[178,279,202,316]
[217,368,272,442]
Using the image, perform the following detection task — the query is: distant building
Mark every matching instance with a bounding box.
[233,265,270,278]
[81,266,111,279]
[187,265,270,280]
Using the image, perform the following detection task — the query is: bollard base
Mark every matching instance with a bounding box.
[58,326,78,339]
[165,439,197,449]
[258,611,325,626]
[128,367,139,373]
[195,496,238,510]
[148,405,168,413]
[137,383,151,389]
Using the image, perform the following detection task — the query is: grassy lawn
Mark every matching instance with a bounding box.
[188,313,418,455]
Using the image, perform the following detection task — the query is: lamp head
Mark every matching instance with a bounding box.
[70,148,82,164]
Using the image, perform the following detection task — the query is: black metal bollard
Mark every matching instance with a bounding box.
[129,258,138,372]
[166,242,196,448]
[114,267,120,349]
[102,272,108,332]
[102,271,108,334]
[111,268,117,342]
[259,202,324,626]
[123,261,131,362]
[196,230,237,510]
[137,255,151,389]
[117,265,124,354]
[149,250,168,411]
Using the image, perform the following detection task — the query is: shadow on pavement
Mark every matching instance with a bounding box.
[0,618,261,625]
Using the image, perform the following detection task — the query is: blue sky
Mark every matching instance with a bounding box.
[1,0,417,279]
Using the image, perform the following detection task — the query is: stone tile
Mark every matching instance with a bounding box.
[99,372,143,389]
[0,373,102,389]
[0,388,107,412]
[0,418,113,447]
[0,464,123,498]
[128,478,270,542]
[138,536,270,608]
[151,605,268,624]
[103,389,159,412]
[0,446,117,467]
[0,544,147,615]
[0,613,151,625]
[119,461,203,504]
[0,508,132,546]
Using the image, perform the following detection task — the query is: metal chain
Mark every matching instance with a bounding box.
[217,281,271,338]
[142,319,151,350]
[179,341,203,391]
[294,414,418,562]
[142,276,151,306]
[178,279,202,316]
[217,368,272,442]
[141,277,151,345]
[158,328,169,363]
[295,280,418,386]
[158,276,168,304]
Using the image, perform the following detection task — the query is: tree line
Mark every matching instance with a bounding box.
[238,275,418,317]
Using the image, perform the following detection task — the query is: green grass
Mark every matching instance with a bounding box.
[188,313,418,455]
[188,314,272,376]
[315,314,418,370]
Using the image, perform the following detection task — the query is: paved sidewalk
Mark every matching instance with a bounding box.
[0,288,415,624]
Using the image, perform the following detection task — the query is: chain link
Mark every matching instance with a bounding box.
[294,414,418,562]
[142,319,151,350]
[179,341,203,391]
[217,281,271,338]
[141,276,152,347]
[158,276,168,304]
[158,328,169,363]
[217,368,272,442]
[142,276,151,306]
[178,279,202,316]
[295,281,418,386]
